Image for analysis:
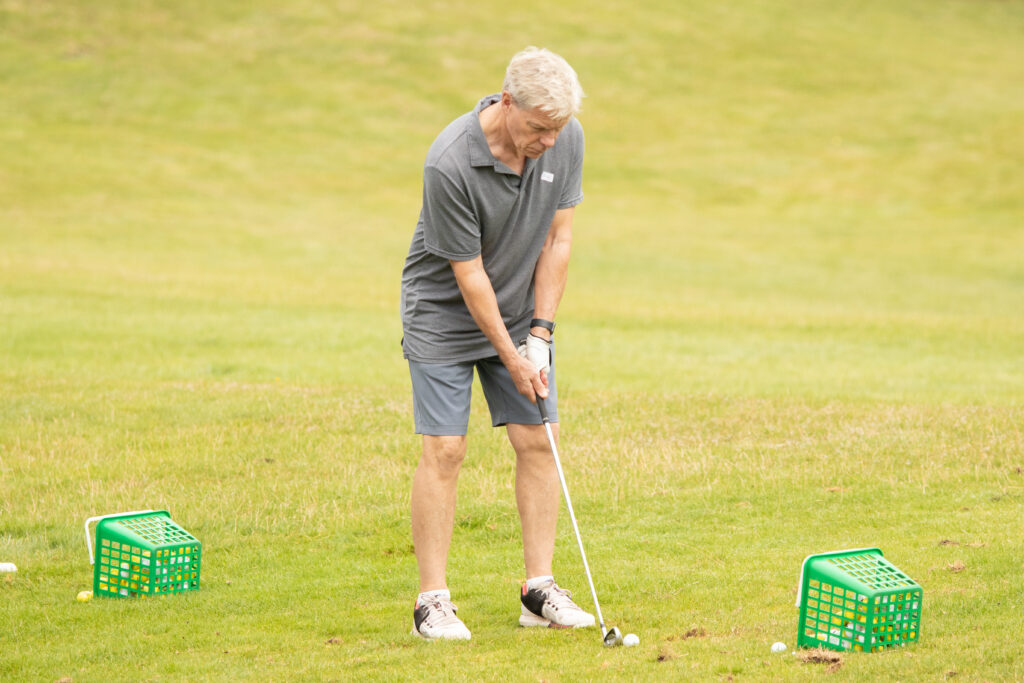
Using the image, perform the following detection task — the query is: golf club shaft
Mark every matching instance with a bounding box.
[537,396,608,638]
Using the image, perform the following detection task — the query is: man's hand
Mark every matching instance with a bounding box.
[517,333,551,373]
[514,334,550,402]
[508,352,548,401]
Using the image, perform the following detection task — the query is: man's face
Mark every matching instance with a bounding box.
[502,94,567,159]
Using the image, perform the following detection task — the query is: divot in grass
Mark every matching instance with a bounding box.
[797,647,843,674]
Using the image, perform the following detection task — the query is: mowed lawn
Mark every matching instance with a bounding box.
[2,0,1022,680]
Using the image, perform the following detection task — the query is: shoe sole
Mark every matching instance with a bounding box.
[519,612,592,629]
[411,626,472,641]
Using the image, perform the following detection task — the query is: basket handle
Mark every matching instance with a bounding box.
[84,510,155,565]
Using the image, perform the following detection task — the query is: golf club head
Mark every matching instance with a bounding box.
[603,627,623,647]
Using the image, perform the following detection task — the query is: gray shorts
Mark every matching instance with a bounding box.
[408,350,558,435]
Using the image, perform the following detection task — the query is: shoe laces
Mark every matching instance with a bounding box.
[422,596,462,627]
[541,582,582,611]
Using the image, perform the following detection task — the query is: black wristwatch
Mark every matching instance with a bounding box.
[530,318,555,335]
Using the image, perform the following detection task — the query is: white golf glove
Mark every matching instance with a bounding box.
[517,333,551,373]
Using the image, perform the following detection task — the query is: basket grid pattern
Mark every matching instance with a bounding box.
[120,515,197,545]
[831,554,916,591]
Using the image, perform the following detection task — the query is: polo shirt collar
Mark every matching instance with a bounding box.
[467,94,524,175]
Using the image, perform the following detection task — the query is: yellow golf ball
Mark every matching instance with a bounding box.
[76,590,93,602]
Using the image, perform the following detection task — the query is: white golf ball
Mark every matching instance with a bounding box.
[623,633,640,647]
[771,641,787,653]
[0,563,17,573]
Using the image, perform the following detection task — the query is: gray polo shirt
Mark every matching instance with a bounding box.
[401,94,585,363]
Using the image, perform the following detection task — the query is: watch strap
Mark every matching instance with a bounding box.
[530,318,555,335]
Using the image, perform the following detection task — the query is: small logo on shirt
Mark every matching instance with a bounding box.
[541,171,554,183]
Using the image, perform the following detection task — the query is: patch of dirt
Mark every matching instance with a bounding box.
[947,560,967,572]
[797,648,843,673]
[668,627,707,641]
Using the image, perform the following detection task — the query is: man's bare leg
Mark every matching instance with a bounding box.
[507,423,560,578]
[508,421,596,628]
[411,434,467,592]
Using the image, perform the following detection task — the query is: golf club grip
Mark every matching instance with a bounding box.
[537,395,550,423]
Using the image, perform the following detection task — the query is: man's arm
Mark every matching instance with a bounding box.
[530,207,574,341]
[450,258,549,400]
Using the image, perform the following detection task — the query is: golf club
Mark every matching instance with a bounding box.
[537,395,622,647]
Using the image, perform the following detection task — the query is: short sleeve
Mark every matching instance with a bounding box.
[421,165,481,261]
[558,120,585,209]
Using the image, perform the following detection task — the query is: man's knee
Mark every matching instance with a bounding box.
[421,435,468,477]
[509,423,557,463]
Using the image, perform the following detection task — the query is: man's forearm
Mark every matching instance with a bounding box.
[532,208,574,338]
[450,257,521,365]
[533,240,570,323]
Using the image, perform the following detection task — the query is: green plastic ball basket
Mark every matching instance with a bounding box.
[85,510,201,598]
[797,547,921,652]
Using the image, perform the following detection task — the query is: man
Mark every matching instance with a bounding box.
[400,47,592,640]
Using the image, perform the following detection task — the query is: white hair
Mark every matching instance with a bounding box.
[502,47,584,121]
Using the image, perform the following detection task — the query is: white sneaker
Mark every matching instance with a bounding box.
[412,595,472,641]
[519,579,596,629]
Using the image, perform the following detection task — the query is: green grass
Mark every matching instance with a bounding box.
[2,0,1023,680]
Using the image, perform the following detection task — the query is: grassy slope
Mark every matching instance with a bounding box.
[1,0,1022,680]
